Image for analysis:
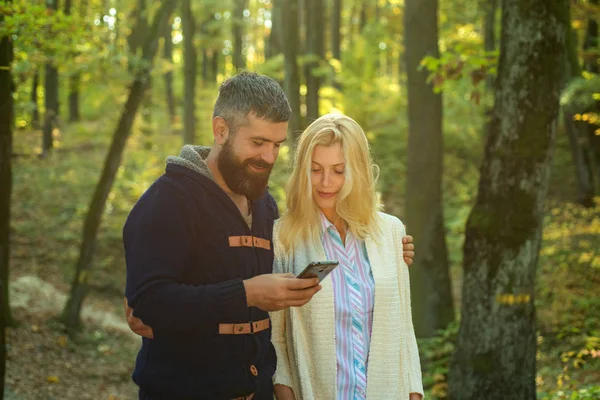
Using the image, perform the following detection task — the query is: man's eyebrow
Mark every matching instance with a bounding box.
[249,136,287,144]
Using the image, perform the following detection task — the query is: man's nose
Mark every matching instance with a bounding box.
[261,145,278,165]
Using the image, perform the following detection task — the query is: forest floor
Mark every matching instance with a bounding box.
[5,275,138,400]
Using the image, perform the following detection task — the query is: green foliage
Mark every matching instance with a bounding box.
[540,386,600,400]
[536,200,600,397]
[0,0,101,77]
[561,74,600,112]
[418,322,459,399]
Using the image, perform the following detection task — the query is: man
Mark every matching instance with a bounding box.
[124,72,416,399]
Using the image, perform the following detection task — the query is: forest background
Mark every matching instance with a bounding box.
[0,0,599,399]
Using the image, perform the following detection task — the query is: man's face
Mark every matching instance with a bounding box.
[217,113,288,200]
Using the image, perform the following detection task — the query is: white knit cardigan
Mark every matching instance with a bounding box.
[270,212,424,400]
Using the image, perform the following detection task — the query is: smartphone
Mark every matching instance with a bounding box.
[296,261,339,282]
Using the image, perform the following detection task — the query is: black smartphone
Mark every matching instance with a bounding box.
[296,261,340,282]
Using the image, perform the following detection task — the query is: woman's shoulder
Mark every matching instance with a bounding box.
[376,211,405,231]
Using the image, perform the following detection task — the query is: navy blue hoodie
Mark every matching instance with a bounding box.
[124,146,279,399]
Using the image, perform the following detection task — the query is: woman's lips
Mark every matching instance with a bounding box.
[318,191,336,198]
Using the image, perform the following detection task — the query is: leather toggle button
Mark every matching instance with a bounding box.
[237,325,244,333]
[250,365,258,376]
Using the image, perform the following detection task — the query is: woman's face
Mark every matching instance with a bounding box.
[310,142,346,214]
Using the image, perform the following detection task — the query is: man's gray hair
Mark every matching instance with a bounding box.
[213,71,292,132]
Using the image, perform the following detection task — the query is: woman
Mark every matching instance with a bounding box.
[271,114,423,400]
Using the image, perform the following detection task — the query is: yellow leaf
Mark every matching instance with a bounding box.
[47,376,59,383]
[56,336,68,348]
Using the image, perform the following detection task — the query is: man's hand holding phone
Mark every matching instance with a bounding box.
[244,273,321,312]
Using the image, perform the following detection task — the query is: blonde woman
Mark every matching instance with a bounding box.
[271,114,423,400]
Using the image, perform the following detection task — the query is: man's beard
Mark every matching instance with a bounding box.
[217,139,273,201]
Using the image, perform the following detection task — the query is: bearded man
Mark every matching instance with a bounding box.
[123,72,322,400]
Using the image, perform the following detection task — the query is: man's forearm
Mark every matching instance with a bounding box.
[130,278,247,334]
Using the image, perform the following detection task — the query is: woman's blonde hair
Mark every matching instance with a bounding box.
[278,113,382,253]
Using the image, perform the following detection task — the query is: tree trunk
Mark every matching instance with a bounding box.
[0,282,5,398]
[0,1,14,332]
[68,0,86,123]
[266,0,282,59]
[67,0,80,124]
[564,3,595,207]
[583,0,600,192]
[127,0,148,66]
[564,110,595,207]
[359,2,367,33]
[331,0,342,61]
[200,12,214,83]
[404,0,454,338]
[42,64,58,154]
[448,0,567,398]
[202,48,209,82]
[42,0,59,155]
[164,18,176,124]
[331,0,342,92]
[31,70,40,129]
[583,0,599,74]
[61,0,178,334]
[233,0,246,71]
[211,50,219,83]
[68,75,81,123]
[305,0,324,122]
[181,0,196,144]
[282,0,302,139]
[483,0,497,89]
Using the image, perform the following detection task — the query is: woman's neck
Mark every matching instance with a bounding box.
[322,208,346,244]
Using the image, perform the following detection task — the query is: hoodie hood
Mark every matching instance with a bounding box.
[166,145,214,181]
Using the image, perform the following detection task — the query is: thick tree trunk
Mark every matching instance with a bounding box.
[448,0,567,398]
[233,0,246,71]
[164,18,176,124]
[61,0,178,334]
[181,0,196,144]
[404,0,454,338]
[31,70,40,129]
[282,0,302,139]
[0,2,14,332]
[305,0,324,122]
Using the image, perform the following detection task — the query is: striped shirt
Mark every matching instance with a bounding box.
[320,213,376,400]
